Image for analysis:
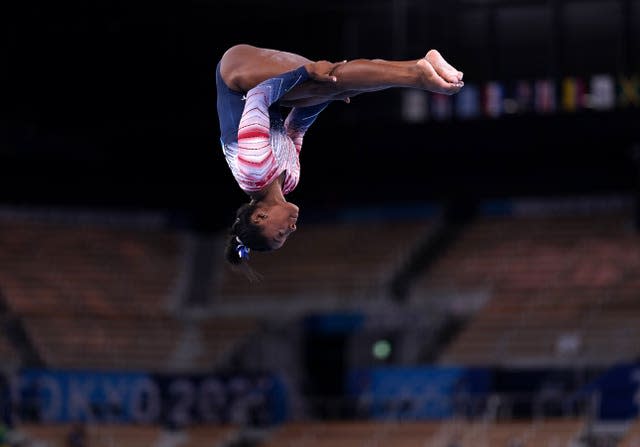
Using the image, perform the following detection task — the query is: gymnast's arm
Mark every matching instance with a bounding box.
[285,102,331,154]
[235,68,312,190]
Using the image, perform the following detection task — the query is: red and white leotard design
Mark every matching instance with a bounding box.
[218,66,329,195]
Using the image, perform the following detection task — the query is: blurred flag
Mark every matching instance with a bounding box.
[401,90,428,123]
[575,78,588,110]
[589,74,615,110]
[561,77,587,112]
[483,81,504,118]
[515,80,534,114]
[454,83,480,120]
[534,79,556,114]
[501,82,519,115]
[431,93,452,121]
[618,75,640,108]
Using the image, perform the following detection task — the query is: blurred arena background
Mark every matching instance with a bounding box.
[2,0,640,446]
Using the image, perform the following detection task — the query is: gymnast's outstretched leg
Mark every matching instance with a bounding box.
[280,49,464,106]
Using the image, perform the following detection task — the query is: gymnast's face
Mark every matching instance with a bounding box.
[251,202,299,250]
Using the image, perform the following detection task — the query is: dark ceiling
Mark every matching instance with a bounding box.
[2,0,639,228]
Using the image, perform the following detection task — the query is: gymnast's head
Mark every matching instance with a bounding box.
[224,200,299,265]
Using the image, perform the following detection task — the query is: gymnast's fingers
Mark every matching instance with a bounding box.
[306,60,345,83]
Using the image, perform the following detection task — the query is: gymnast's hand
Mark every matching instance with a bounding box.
[304,60,347,83]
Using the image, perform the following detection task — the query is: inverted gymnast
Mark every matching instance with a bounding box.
[216,44,464,268]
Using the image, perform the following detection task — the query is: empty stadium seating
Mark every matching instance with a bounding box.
[9,418,590,447]
[14,423,238,447]
[415,212,640,367]
[0,217,258,372]
[1,206,637,447]
[215,219,435,304]
[181,424,239,447]
[258,418,586,447]
[0,220,180,319]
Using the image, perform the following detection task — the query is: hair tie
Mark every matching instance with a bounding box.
[235,236,250,260]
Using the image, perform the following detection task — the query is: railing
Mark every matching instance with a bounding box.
[295,391,598,423]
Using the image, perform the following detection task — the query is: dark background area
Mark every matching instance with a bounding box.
[2,0,640,230]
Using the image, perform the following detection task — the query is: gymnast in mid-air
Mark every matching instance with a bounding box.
[216,44,464,267]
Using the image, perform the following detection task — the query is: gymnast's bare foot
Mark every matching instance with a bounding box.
[416,50,464,95]
[426,49,463,83]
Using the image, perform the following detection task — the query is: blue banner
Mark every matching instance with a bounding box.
[12,369,287,426]
[347,367,490,420]
[577,362,640,420]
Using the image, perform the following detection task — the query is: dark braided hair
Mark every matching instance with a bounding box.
[224,202,272,266]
